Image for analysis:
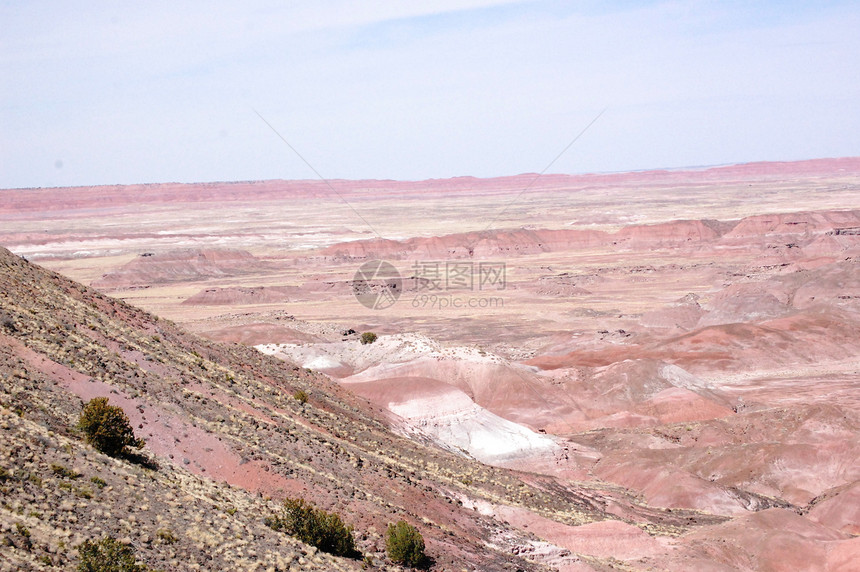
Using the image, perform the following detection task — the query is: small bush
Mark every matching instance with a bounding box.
[386,520,426,568]
[77,536,146,572]
[156,529,177,545]
[15,522,32,550]
[51,463,82,479]
[293,390,309,405]
[268,497,357,557]
[360,332,378,345]
[78,398,144,458]
[0,311,16,333]
[90,476,107,488]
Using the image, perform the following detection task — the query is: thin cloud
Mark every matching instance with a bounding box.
[1,1,858,188]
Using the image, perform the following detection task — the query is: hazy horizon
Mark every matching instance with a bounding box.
[5,155,859,192]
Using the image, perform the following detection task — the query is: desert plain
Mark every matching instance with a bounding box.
[1,157,859,570]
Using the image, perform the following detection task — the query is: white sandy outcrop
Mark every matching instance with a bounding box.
[346,375,561,465]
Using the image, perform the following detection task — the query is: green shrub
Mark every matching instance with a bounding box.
[386,520,426,568]
[360,332,377,345]
[78,398,144,458]
[267,497,357,557]
[77,536,146,571]
[51,463,82,479]
[156,529,177,545]
[293,390,309,405]
[15,522,32,551]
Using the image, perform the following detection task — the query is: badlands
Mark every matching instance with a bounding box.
[2,157,859,570]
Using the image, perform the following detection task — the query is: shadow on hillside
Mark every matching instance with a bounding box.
[415,554,435,570]
[123,451,160,471]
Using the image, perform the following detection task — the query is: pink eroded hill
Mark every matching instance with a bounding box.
[4,157,858,215]
[554,359,733,429]
[195,322,323,345]
[319,228,609,261]
[612,219,727,248]
[531,307,860,375]
[346,352,732,435]
[790,259,860,311]
[721,209,860,241]
[528,242,860,374]
[656,508,860,571]
[669,307,860,373]
[640,293,706,331]
[802,231,860,259]
[181,285,303,305]
[92,248,266,288]
[638,256,860,333]
[696,282,792,327]
[808,481,860,535]
[318,207,860,262]
[586,402,860,515]
[345,355,574,429]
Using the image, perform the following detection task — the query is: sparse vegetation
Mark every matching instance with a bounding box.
[51,463,82,479]
[267,497,357,557]
[15,522,32,551]
[77,536,147,572]
[0,311,16,333]
[156,528,178,545]
[90,476,107,488]
[293,389,309,405]
[360,332,378,345]
[385,520,426,568]
[78,397,144,457]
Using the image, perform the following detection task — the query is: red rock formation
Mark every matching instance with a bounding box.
[181,286,302,305]
[92,248,265,288]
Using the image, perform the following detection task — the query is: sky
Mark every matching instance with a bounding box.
[1,1,859,188]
